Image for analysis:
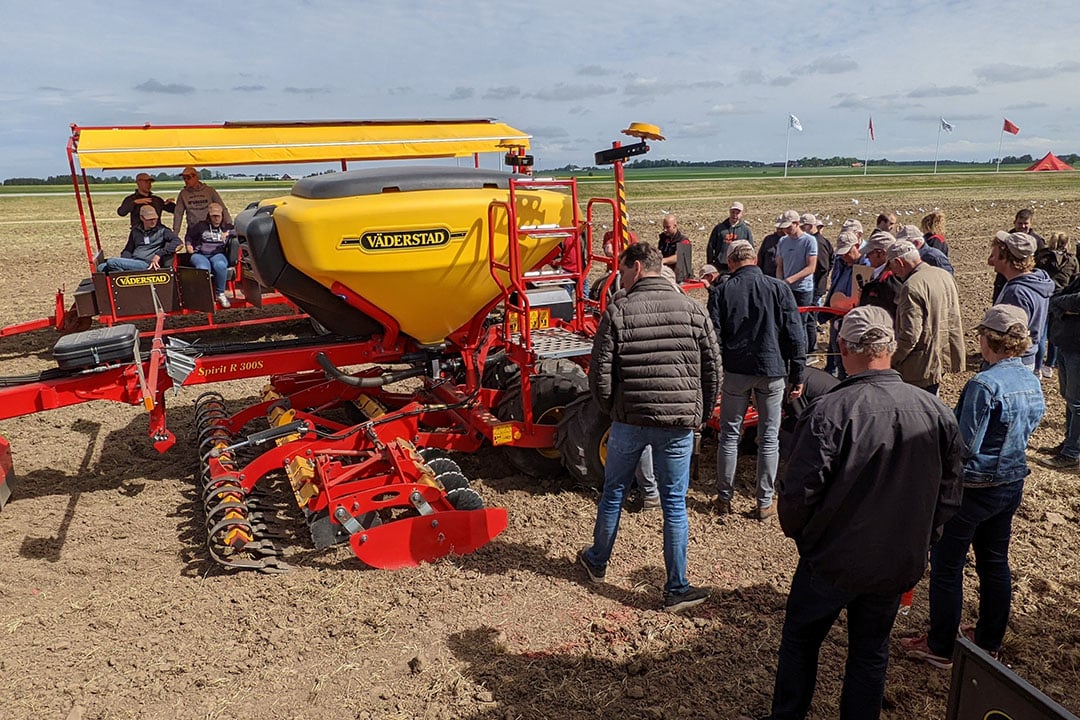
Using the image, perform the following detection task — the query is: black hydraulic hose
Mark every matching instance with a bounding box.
[315,352,426,387]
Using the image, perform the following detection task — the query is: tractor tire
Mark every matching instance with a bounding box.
[555,393,610,489]
[485,356,586,391]
[497,371,588,477]
[588,271,619,302]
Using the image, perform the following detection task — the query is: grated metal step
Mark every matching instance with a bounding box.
[510,327,593,359]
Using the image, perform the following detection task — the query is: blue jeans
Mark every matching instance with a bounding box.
[190,252,230,294]
[770,559,901,720]
[716,373,785,508]
[584,422,694,595]
[636,446,658,498]
[1058,349,1080,459]
[792,289,817,355]
[927,480,1024,656]
[98,257,150,273]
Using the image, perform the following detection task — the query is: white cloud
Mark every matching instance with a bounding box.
[1,0,1079,176]
[794,54,858,76]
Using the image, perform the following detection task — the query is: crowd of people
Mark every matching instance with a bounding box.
[104,167,235,308]
[579,201,1075,719]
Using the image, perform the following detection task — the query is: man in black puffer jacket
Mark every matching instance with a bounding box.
[578,242,721,613]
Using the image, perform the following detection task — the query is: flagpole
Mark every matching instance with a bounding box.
[996,128,1005,173]
[933,124,942,175]
[863,123,870,176]
[784,122,791,178]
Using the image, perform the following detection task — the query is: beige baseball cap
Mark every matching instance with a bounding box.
[995,230,1038,259]
[839,305,895,344]
[975,303,1029,333]
[776,210,801,229]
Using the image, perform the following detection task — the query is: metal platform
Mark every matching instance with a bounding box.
[511,327,593,359]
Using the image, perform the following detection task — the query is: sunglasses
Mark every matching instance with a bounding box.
[182,173,197,179]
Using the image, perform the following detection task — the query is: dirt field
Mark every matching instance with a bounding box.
[1,177,1079,720]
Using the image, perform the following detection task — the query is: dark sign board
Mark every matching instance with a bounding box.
[947,637,1078,720]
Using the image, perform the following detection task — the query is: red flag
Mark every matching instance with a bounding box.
[868,116,875,141]
[1003,118,1020,135]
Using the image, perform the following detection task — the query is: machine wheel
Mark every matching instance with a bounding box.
[485,356,586,391]
[426,457,461,476]
[588,271,619,302]
[497,371,589,477]
[447,487,484,511]
[435,470,470,492]
[555,393,610,489]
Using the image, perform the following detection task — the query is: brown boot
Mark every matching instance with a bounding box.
[756,502,776,521]
[716,498,732,515]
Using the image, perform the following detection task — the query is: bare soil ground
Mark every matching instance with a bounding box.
[1,181,1079,720]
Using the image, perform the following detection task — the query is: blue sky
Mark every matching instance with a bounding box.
[2,0,1079,178]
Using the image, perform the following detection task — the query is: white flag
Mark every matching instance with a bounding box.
[789,114,803,132]
[940,118,954,133]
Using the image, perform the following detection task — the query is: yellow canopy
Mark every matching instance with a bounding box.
[70,119,532,170]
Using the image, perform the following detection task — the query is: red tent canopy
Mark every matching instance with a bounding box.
[1026,152,1074,171]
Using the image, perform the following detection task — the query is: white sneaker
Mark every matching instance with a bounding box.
[216,293,231,309]
[1041,366,1053,378]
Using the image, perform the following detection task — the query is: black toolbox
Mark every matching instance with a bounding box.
[53,324,139,370]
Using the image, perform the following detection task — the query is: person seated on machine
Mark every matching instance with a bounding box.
[98,205,182,273]
[185,202,236,308]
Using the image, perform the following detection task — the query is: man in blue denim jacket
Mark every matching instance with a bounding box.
[903,304,1045,669]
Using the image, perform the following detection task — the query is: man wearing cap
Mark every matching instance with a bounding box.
[989,230,1055,370]
[658,214,693,283]
[775,209,819,353]
[706,201,754,273]
[887,240,965,394]
[708,240,805,520]
[903,304,1043,669]
[896,224,953,274]
[857,232,903,317]
[98,205,182,273]
[993,208,1047,300]
[116,173,175,229]
[173,166,231,237]
[699,264,722,287]
[822,230,869,378]
[768,305,963,720]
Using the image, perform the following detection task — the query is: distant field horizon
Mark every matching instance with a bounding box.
[0,162,1070,196]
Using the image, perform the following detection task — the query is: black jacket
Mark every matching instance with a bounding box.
[590,276,720,428]
[757,232,782,278]
[707,265,806,385]
[706,219,754,269]
[1048,274,1080,352]
[858,268,904,317]
[778,369,963,595]
[117,192,176,228]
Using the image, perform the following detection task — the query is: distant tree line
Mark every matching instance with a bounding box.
[2,169,223,187]
[542,153,1079,173]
